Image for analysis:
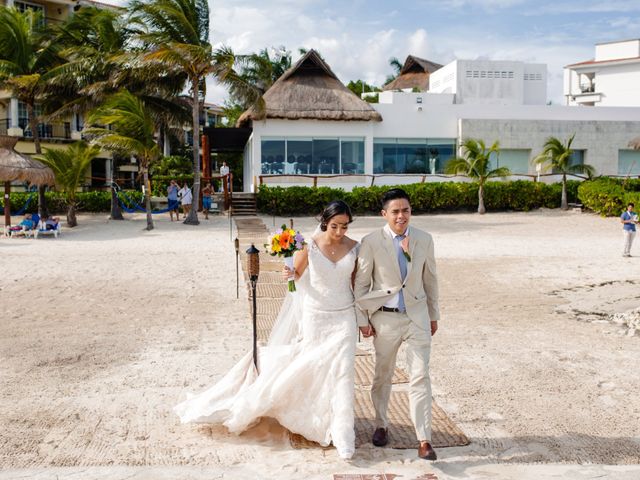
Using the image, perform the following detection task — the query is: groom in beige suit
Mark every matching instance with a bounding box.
[354,188,440,460]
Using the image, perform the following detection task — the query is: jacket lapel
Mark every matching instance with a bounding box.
[381,227,403,283]
[405,226,415,279]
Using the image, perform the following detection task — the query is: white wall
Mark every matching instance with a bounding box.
[596,63,640,106]
[595,40,640,62]
[246,100,640,189]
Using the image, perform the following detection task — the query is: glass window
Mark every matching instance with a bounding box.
[568,150,584,166]
[374,138,456,174]
[498,149,530,174]
[397,139,428,174]
[261,139,285,174]
[341,138,364,174]
[426,139,455,174]
[618,150,640,175]
[286,138,312,174]
[312,138,339,175]
[373,139,397,174]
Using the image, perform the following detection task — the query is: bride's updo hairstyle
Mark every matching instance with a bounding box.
[319,200,353,231]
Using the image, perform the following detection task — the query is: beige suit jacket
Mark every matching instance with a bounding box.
[354,226,440,331]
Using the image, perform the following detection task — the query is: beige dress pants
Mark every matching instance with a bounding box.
[370,310,432,442]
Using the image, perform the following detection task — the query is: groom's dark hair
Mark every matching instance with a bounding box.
[381,188,410,210]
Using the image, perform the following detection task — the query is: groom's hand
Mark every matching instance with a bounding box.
[359,325,375,338]
[431,321,438,336]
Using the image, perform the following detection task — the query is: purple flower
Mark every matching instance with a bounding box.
[275,228,283,235]
[295,233,304,243]
[295,242,303,249]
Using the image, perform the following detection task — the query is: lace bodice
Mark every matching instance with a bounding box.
[304,238,359,312]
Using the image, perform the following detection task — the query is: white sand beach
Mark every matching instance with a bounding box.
[1,209,640,480]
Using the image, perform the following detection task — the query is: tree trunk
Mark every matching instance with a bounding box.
[110,161,123,220]
[561,174,568,210]
[66,204,77,228]
[184,77,200,225]
[478,183,486,214]
[143,167,154,231]
[27,102,49,217]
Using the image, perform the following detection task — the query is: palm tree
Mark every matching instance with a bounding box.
[129,0,228,225]
[36,142,100,227]
[0,6,62,216]
[445,138,511,214]
[533,134,596,210]
[87,90,160,230]
[385,56,403,84]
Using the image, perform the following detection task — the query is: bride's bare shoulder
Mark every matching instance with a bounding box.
[344,236,359,249]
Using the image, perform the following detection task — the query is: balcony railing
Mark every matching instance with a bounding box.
[18,117,71,140]
[579,84,595,94]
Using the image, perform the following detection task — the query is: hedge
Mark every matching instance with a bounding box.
[257,180,581,216]
[577,178,640,216]
[2,190,143,215]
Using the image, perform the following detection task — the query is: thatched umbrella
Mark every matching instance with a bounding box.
[628,136,640,150]
[0,135,54,228]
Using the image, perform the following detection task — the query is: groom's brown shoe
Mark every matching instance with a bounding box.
[418,441,437,460]
[372,428,388,447]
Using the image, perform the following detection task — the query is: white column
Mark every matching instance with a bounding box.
[163,131,171,156]
[105,158,112,185]
[6,0,14,6]
[8,98,23,136]
[364,131,374,175]
[71,113,82,140]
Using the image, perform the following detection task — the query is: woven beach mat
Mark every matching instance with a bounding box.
[290,390,469,450]
[354,354,408,386]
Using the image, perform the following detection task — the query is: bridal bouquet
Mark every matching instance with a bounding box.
[266,225,306,292]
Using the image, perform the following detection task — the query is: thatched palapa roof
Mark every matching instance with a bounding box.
[383,55,443,92]
[237,50,382,127]
[0,136,55,185]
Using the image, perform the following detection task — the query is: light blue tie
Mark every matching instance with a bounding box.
[394,234,407,312]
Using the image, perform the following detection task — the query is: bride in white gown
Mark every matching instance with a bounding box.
[174,201,360,459]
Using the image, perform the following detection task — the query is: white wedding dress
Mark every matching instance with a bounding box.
[174,238,359,458]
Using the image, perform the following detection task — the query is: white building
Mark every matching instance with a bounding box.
[564,39,640,106]
[429,60,547,106]
[233,50,640,192]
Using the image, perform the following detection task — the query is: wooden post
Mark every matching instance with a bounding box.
[3,181,10,231]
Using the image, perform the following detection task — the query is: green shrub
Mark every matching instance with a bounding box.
[257,180,582,215]
[578,178,640,216]
[4,190,143,215]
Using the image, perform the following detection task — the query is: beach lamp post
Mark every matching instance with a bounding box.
[234,237,240,299]
[246,244,260,371]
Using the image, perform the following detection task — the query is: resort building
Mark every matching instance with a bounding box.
[564,39,640,107]
[235,50,640,192]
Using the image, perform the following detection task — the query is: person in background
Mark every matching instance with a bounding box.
[201,182,214,220]
[43,215,60,230]
[9,213,35,232]
[178,182,193,219]
[167,180,180,222]
[220,161,230,192]
[621,202,638,257]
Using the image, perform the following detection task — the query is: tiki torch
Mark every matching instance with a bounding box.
[234,237,240,299]
[246,244,260,371]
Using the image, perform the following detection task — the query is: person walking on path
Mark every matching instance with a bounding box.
[354,188,441,461]
[167,180,180,222]
[201,182,214,220]
[621,202,638,257]
[178,182,193,220]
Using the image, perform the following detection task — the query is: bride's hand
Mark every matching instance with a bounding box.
[282,265,294,280]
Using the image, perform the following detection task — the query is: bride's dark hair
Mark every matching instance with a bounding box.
[319,200,353,231]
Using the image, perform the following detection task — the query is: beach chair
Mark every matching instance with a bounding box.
[8,214,39,238]
[34,217,61,238]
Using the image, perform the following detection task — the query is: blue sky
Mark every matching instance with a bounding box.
[208,0,640,105]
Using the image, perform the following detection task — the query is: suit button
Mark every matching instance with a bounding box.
[387,290,391,294]
[402,285,405,288]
